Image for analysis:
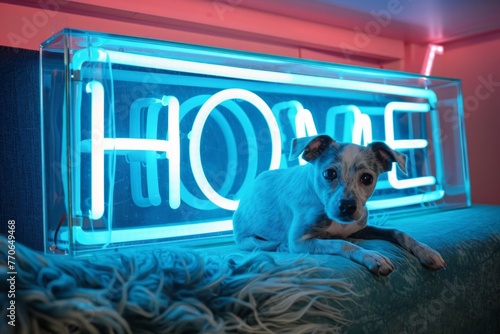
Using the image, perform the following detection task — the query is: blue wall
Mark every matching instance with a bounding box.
[0,47,43,251]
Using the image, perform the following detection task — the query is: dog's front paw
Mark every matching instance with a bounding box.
[360,250,395,276]
[413,243,447,270]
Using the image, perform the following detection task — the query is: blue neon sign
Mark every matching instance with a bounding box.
[40,29,470,254]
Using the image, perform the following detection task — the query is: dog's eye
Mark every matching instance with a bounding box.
[323,169,337,181]
[360,173,373,186]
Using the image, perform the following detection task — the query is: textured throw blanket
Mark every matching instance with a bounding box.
[0,237,352,334]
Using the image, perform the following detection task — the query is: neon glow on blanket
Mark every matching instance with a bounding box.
[40,30,470,253]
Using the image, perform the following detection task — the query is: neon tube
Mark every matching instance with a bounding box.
[189,88,282,211]
[72,219,234,245]
[83,95,180,210]
[358,113,373,146]
[86,81,105,220]
[294,104,318,165]
[70,189,444,245]
[384,101,431,146]
[144,100,163,207]
[293,105,318,139]
[272,101,318,166]
[166,96,181,210]
[71,81,84,217]
[72,49,438,104]
[326,105,372,146]
[421,44,444,76]
[128,96,180,209]
[81,138,172,152]
[180,95,259,210]
[129,97,166,208]
[367,190,445,210]
[215,100,260,204]
[384,102,436,189]
[388,172,436,189]
[271,101,299,168]
[179,95,240,210]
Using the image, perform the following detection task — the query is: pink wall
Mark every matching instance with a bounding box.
[1,0,497,204]
[0,0,401,66]
[432,31,500,205]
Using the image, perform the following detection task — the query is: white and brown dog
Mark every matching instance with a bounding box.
[233,134,446,275]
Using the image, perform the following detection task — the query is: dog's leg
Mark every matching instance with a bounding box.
[291,238,396,276]
[349,226,446,269]
[236,235,285,252]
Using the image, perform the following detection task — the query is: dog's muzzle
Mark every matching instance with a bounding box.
[338,199,357,218]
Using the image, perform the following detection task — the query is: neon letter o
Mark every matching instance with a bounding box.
[189,88,281,210]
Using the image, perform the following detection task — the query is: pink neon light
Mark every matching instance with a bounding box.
[421,44,444,76]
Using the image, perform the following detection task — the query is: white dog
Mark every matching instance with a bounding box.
[233,135,446,275]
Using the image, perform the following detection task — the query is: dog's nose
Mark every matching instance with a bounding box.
[339,199,357,216]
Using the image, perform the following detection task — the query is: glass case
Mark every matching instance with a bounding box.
[40,29,470,256]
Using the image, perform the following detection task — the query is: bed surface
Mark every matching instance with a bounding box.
[279,205,500,333]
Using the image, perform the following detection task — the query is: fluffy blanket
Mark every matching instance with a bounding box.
[0,237,352,334]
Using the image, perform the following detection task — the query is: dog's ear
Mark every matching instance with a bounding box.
[368,142,407,174]
[289,135,337,161]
